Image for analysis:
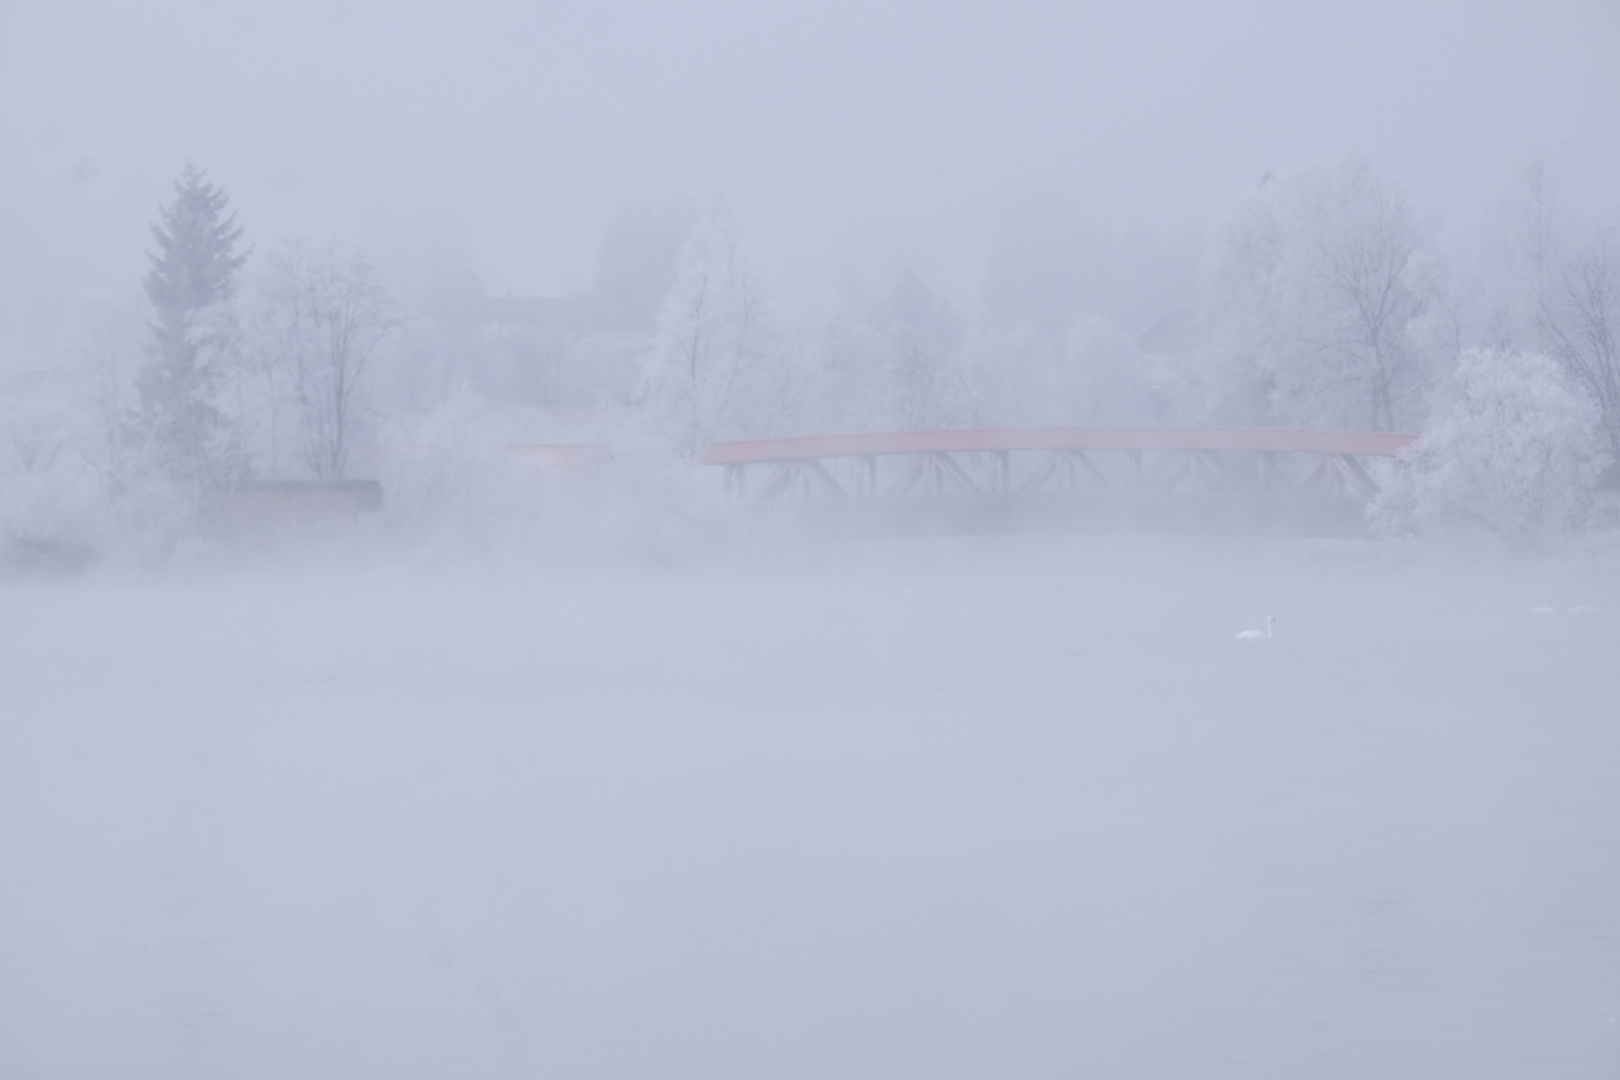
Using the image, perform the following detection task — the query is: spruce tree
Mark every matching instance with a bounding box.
[138,163,247,502]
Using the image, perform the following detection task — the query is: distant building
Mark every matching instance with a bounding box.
[228,480,383,550]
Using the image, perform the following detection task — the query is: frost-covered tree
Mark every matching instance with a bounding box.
[1479,162,1620,467]
[246,242,397,479]
[74,298,147,498]
[1197,159,1439,430]
[137,164,247,500]
[641,218,769,459]
[947,314,1152,428]
[0,306,151,568]
[1058,315,1155,423]
[1540,225,1620,462]
[789,294,888,434]
[0,360,102,570]
[880,318,947,428]
[874,269,961,428]
[791,268,961,432]
[1375,348,1606,552]
[949,323,1047,427]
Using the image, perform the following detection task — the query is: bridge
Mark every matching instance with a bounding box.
[700,426,1419,538]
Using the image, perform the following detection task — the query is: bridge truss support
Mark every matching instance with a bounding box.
[702,426,1418,536]
[1021,450,1113,494]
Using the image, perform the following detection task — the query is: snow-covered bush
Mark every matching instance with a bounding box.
[1373,348,1607,552]
[360,390,744,567]
[0,356,110,574]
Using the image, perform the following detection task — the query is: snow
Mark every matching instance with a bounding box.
[2,538,1618,1079]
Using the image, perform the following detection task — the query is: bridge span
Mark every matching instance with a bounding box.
[700,426,1419,538]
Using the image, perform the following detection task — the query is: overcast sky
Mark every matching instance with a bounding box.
[2,0,1617,338]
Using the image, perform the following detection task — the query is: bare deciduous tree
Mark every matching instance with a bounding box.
[1538,227,1620,462]
[257,243,397,479]
[1198,159,1439,431]
[1495,161,1620,465]
[1305,165,1436,430]
[642,218,769,459]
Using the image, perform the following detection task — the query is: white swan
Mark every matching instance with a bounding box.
[1237,615,1276,640]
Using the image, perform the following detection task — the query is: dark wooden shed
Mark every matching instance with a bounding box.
[227,480,383,546]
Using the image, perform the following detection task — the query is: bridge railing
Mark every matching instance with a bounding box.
[701,426,1419,503]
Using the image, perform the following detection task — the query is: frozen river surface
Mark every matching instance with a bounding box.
[2,539,1618,1079]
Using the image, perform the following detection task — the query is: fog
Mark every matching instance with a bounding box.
[4,545,1620,1077]
[3,1,1618,325]
[4,2,1620,1078]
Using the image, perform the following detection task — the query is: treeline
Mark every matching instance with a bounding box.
[642,158,1618,552]
[1,155,1616,566]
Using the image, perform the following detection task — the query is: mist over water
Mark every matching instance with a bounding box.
[3,540,1618,1078]
[4,1,1620,1077]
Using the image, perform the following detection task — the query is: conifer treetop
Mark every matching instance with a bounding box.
[144,163,246,318]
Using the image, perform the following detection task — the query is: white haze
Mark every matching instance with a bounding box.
[3,2,1620,1078]
[2,0,1618,330]
[3,543,1619,1078]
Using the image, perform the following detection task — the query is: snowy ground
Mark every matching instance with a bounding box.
[2,536,1618,1079]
